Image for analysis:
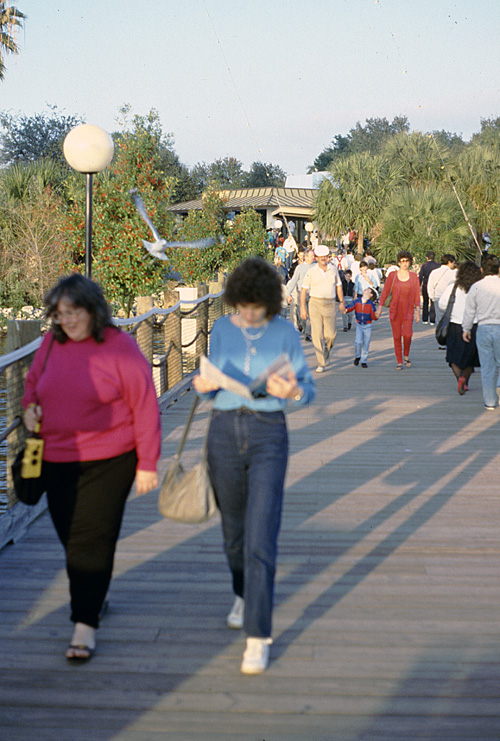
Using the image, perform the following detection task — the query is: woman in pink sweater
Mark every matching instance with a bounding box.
[23,274,161,661]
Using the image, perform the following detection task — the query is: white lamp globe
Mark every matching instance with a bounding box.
[63,124,114,173]
[273,219,282,230]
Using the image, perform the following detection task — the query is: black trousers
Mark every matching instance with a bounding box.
[421,286,435,324]
[44,450,137,629]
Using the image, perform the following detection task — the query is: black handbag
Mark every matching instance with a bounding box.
[435,284,458,346]
[12,429,46,505]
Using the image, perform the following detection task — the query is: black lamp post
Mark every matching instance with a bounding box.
[63,124,114,279]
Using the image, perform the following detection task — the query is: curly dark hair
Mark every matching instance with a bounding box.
[397,250,413,266]
[456,261,482,293]
[44,273,114,343]
[224,257,283,318]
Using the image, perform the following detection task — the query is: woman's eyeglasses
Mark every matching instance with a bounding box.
[52,308,87,324]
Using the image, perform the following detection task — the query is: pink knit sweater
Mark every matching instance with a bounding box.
[22,328,161,471]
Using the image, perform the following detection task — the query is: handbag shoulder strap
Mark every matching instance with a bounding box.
[443,283,459,316]
[34,333,55,406]
[174,395,200,459]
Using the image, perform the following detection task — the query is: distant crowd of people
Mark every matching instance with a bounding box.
[274,234,500,412]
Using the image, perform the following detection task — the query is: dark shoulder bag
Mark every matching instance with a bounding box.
[435,284,458,346]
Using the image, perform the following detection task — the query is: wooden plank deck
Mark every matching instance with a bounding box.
[1,314,499,740]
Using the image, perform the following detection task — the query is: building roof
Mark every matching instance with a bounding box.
[167,187,316,213]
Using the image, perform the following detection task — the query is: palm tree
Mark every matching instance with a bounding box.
[383,131,448,188]
[0,159,67,203]
[0,1,26,81]
[374,185,474,265]
[452,144,500,238]
[314,152,402,253]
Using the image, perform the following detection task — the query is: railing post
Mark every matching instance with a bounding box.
[208,281,225,347]
[135,296,154,365]
[163,289,182,389]
[196,284,208,361]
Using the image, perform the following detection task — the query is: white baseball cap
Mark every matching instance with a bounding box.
[314,245,330,257]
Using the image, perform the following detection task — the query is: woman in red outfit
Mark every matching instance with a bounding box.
[377,251,421,369]
[22,274,161,661]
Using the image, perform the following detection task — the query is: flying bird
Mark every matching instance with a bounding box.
[129,188,217,260]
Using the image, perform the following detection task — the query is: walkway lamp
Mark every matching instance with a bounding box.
[305,221,314,245]
[63,124,114,278]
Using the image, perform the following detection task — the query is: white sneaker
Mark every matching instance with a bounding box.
[226,596,244,629]
[240,637,272,675]
[315,365,325,373]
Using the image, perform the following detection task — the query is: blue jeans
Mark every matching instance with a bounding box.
[207,409,288,638]
[475,324,500,407]
[354,323,373,363]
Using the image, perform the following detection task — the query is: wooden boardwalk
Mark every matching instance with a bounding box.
[1,315,499,740]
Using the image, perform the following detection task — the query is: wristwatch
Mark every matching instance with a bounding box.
[294,388,304,402]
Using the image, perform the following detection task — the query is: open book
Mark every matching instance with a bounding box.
[199,353,293,401]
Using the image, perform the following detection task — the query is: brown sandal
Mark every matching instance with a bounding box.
[396,364,403,370]
[404,358,411,368]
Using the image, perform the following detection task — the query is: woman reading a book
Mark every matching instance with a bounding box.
[193,257,316,674]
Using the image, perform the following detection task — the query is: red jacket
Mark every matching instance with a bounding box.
[379,271,420,320]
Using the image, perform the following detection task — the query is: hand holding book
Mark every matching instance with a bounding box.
[197,354,298,400]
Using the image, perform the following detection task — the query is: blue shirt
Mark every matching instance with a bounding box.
[199,315,316,411]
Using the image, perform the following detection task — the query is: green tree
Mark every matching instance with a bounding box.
[167,188,267,284]
[242,161,286,188]
[190,156,245,195]
[0,1,25,81]
[65,108,176,315]
[0,174,71,305]
[159,148,198,203]
[314,152,403,252]
[0,105,83,166]
[309,134,350,172]
[310,116,409,171]
[470,117,500,149]
[373,185,474,265]
[0,158,67,202]
[450,143,500,253]
[429,129,465,155]
[383,131,447,188]
[348,116,410,155]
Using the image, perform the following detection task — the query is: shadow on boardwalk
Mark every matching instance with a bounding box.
[0,317,499,740]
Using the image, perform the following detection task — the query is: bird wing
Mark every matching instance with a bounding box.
[131,188,218,259]
[130,188,162,242]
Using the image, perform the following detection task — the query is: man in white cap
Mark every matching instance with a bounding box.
[300,245,345,372]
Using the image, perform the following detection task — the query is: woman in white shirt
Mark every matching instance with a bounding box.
[438,261,482,395]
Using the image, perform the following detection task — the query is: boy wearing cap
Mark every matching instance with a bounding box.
[300,245,345,372]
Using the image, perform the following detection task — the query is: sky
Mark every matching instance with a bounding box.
[2,0,500,176]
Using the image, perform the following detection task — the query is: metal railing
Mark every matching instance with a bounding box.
[0,283,229,516]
